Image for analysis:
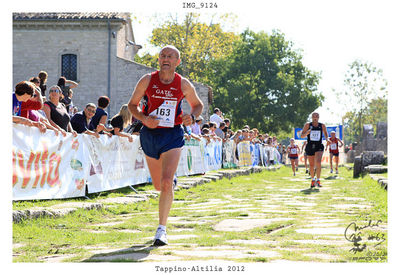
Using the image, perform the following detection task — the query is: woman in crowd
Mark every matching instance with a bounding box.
[57,76,78,108]
[110,104,133,142]
[90,96,112,136]
[38,71,48,97]
[42,85,77,137]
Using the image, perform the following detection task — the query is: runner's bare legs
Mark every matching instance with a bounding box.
[145,147,182,226]
[315,151,323,179]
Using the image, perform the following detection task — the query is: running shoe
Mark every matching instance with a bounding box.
[310,179,316,188]
[296,167,298,172]
[153,227,168,246]
[330,169,333,173]
[306,169,309,174]
[335,169,338,174]
[316,179,322,187]
[173,176,177,189]
[293,172,296,176]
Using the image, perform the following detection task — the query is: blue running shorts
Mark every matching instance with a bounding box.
[140,125,185,160]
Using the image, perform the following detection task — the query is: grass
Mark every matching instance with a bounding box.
[13,166,387,263]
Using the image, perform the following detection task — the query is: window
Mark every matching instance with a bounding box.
[61,54,77,81]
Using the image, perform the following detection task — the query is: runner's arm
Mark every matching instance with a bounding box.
[127,74,159,129]
[300,123,310,138]
[181,78,203,126]
[322,124,330,145]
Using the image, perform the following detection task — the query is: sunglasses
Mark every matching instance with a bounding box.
[86,108,96,114]
[50,89,60,93]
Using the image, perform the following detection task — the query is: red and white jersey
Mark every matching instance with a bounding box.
[142,71,184,128]
[288,145,299,157]
[329,137,339,154]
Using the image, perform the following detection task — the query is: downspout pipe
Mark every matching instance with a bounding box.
[107,20,111,116]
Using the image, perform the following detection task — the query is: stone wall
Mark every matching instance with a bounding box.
[13,21,122,114]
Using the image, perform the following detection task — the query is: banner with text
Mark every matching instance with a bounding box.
[13,124,88,201]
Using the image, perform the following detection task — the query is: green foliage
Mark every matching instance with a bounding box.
[340,60,388,144]
[209,29,323,133]
[134,13,239,82]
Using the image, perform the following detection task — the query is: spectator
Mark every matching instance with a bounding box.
[70,103,100,138]
[38,71,48,97]
[281,145,287,164]
[29,77,42,94]
[110,104,133,142]
[90,96,111,133]
[20,82,60,135]
[61,89,74,113]
[43,85,77,137]
[71,106,78,115]
[214,122,226,139]
[20,79,44,119]
[201,123,210,135]
[209,107,224,127]
[208,122,217,136]
[222,118,230,135]
[12,81,46,132]
[57,76,78,104]
[191,115,203,135]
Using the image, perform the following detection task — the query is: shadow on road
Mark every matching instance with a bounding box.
[300,188,320,195]
[83,240,160,262]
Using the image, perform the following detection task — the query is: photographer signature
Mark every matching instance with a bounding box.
[344,220,386,253]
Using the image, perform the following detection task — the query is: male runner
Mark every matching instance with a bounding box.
[326,131,343,174]
[128,45,203,246]
[287,138,300,176]
[300,112,329,188]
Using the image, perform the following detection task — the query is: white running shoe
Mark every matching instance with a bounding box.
[335,169,338,174]
[153,227,168,246]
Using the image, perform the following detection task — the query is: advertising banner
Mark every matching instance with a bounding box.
[12,124,88,201]
[222,140,238,168]
[84,135,150,194]
[237,141,252,167]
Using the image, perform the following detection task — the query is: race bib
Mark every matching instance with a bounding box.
[330,143,337,150]
[149,100,176,128]
[310,130,321,141]
[291,148,297,155]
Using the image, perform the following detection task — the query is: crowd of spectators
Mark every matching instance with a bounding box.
[12,75,287,164]
[12,71,136,142]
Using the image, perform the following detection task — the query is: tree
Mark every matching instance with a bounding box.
[208,29,323,133]
[341,60,388,143]
[134,13,239,83]
[343,96,387,144]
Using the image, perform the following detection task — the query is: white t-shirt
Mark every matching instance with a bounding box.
[209,113,224,128]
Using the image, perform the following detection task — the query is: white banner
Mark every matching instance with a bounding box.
[84,135,150,194]
[13,125,234,201]
[203,139,223,171]
[176,139,206,176]
[12,124,88,201]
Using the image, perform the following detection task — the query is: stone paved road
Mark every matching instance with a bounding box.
[13,166,387,263]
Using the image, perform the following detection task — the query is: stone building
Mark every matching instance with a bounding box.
[12,12,211,119]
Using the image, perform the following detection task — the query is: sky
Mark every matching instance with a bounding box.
[130,0,399,125]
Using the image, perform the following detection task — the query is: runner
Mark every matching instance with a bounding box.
[301,140,309,174]
[287,138,300,176]
[326,131,343,174]
[128,45,204,246]
[300,112,329,188]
